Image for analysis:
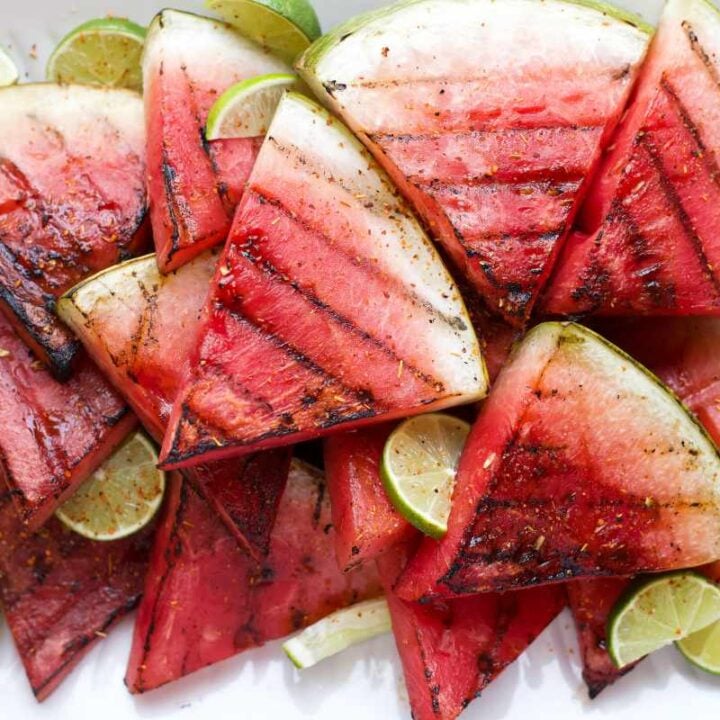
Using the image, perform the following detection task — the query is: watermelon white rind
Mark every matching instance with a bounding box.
[297,0,651,328]
[160,91,487,468]
[395,321,720,601]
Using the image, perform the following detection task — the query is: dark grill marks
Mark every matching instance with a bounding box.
[684,21,720,89]
[660,75,720,187]
[252,154,468,333]
[160,147,183,251]
[235,233,442,393]
[638,133,720,296]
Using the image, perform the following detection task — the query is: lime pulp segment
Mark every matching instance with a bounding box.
[608,572,720,669]
[381,413,471,539]
[0,47,18,86]
[676,615,720,674]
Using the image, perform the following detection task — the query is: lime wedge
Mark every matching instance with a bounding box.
[205,0,321,64]
[0,47,18,87]
[677,617,720,674]
[206,73,299,139]
[608,572,720,669]
[381,413,470,539]
[283,598,391,669]
[47,17,146,91]
[56,431,165,541]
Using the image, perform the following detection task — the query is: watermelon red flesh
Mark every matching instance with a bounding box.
[0,312,135,529]
[323,424,414,570]
[58,253,290,558]
[566,578,634,698]
[378,545,565,720]
[125,462,382,693]
[543,0,720,318]
[596,318,720,445]
[0,490,152,701]
[298,0,650,326]
[160,93,486,469]
[395,322,720,601]
[143,9,288,272]
[0,84,148,378]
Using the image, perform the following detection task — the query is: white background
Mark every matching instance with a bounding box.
[3,0,716,718]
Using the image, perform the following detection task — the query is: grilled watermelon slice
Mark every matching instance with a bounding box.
[378,544,565,720]
[297,0,650,326]
[143,9,289,272]
[0,312,135,529]
[396,322,720,601]
[324,424,415,570]
[597,318,720,445]
[544,0,720,317]
[567,577,635,698]
[160,93,486,469]
[0,83,147,378]
[125,461,382,693]
[0,489,152,701]
[58,253,290,558]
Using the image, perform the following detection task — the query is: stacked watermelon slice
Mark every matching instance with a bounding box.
[6,0,720,717]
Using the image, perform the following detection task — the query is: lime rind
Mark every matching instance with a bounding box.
[56,431,165,541]
[205,0,320,63]
[0,46,18,87]
[47,17,146,91]
[381,413,471,539]
[205,72,299,139]
[608,572,720,669]
[283,598,392,669]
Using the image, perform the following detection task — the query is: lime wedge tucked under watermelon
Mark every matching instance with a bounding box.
[59,253,291,558]
[143,10,289,272]
[395,322,720,601]
[159,93,487,469]
[0,491,152,701]
[378,544,565,720]
[324,425,415,571]
[125,462,381,693]
[298,0,650,326]
[544,0,720,318]
[0,83,148,378]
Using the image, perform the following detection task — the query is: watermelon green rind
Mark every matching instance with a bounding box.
[297,0,652,79]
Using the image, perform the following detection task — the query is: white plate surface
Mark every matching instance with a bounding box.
[2,0,717,718]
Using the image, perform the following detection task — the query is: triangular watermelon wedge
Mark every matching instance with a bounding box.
[324,424,415,571]
[125,462,381,693]
[0,312,135,529]
[544,0,720,318]
[378,544,565,720]
[396,322,720,601]
[0,489,153,700]
[143,10,289,272]
[297,0,651,326]
[159,93,487,469]
[0,84,148,377]
[58,253,290,558]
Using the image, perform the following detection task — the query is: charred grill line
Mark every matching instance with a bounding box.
[660,75,720,186]
[236,236,444,393]
[639,134,720,296]
[684,21,720,89]
[160,146,184,256]
[413,169,586,189]
[248,185,468,334]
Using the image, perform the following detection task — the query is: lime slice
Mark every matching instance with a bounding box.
[283,597,391,669]
[381,413,470,539]
[47,18,146,91]
[0,47,18,87]
[205,0,321,64]
[607,572,720,669]
[206,73,299,139]
[56,431,165,541]
[676,617,720,674]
